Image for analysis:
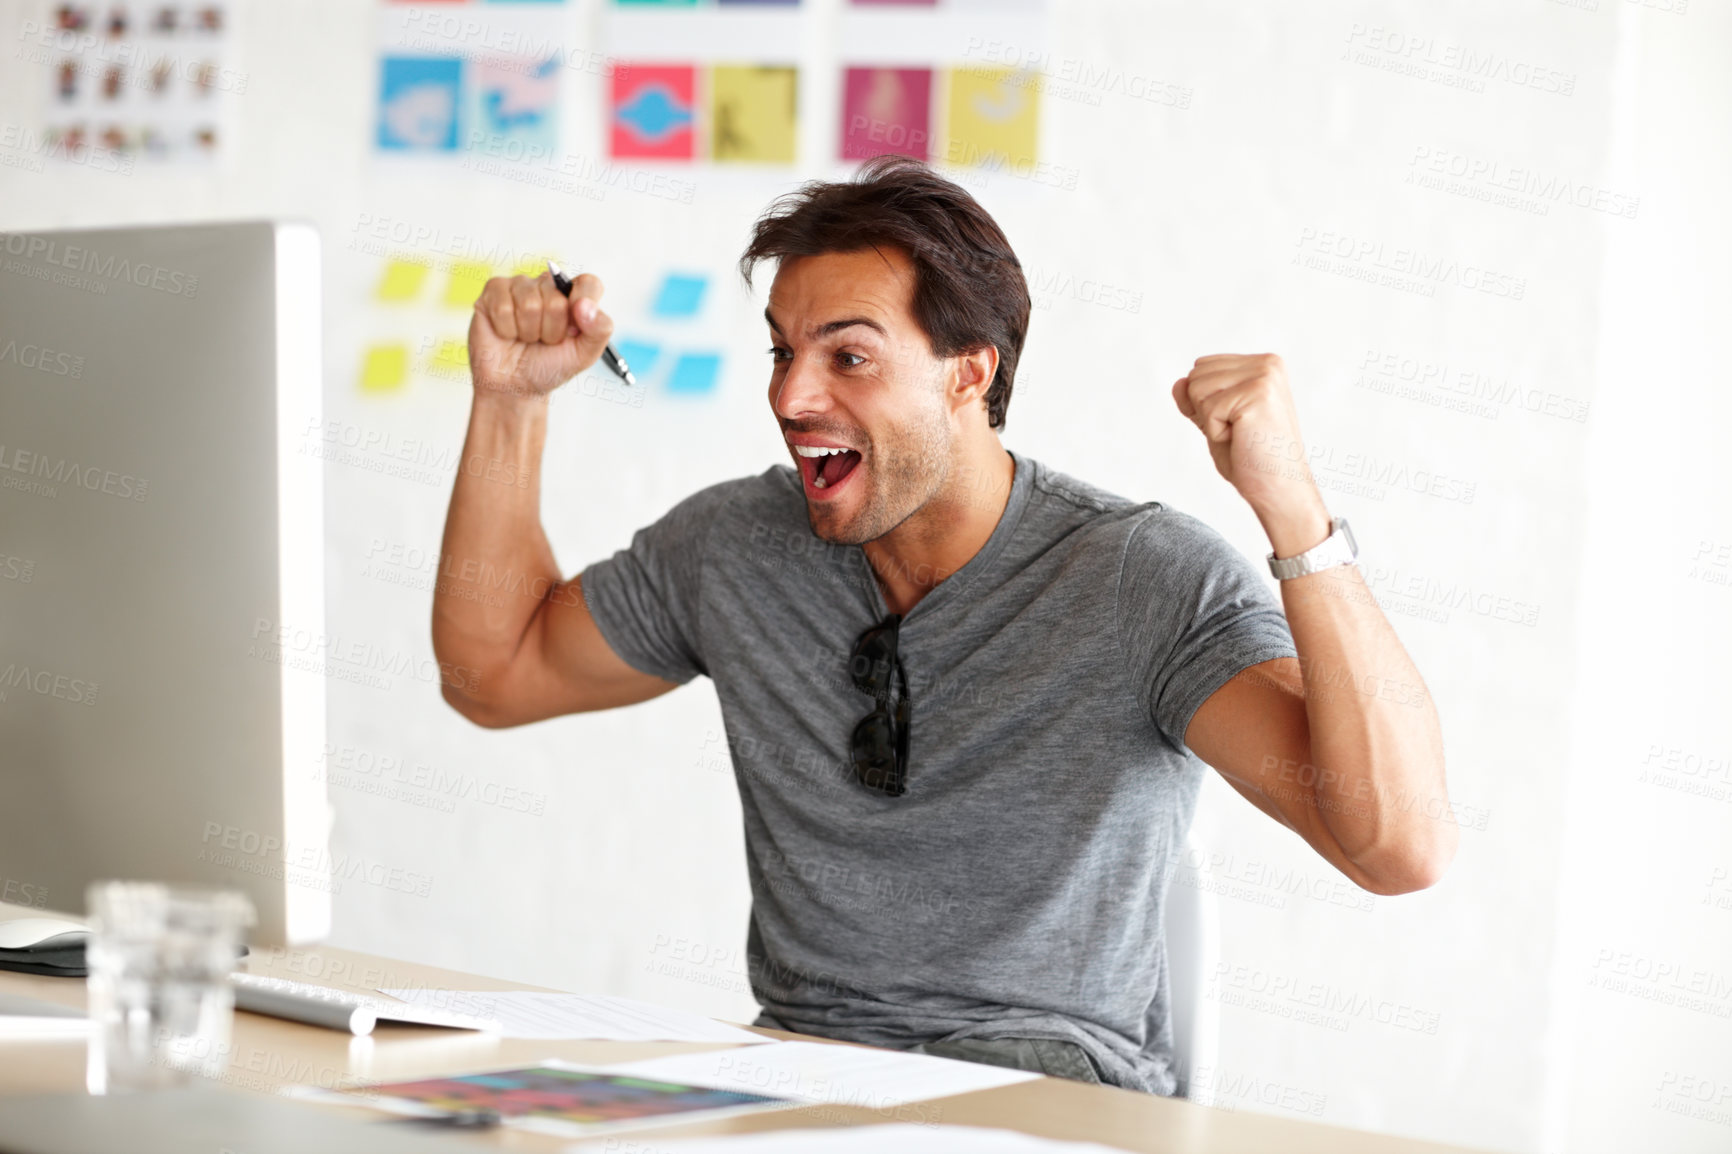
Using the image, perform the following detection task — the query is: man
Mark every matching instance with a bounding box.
[432,156,1454,1096]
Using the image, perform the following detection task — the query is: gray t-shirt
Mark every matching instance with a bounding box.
[580,451,1297,1095]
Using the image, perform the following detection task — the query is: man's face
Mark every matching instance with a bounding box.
[766,247,956,546]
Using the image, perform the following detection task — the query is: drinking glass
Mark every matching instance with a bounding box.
[84,881,253,1094]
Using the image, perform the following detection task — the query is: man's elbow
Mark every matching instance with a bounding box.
[440,682,519,729]
[1357,822,1459,896]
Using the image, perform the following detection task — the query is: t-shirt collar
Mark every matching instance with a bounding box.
[856,449,1033,626]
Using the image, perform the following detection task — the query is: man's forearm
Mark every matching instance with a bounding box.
[1169,352,1454,889]
[431,390,565,694]
[1260,495,1456,890]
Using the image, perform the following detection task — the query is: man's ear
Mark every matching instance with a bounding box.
[949,345,1000,413]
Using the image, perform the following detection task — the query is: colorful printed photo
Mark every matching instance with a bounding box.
[611,63,697,160]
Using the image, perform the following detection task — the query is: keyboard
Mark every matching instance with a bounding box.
[229,973,502,1036]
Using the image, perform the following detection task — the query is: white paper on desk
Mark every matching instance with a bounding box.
[563,1123,1131,1154]
[598,1040,1040,1109]
[376,988,770,1045]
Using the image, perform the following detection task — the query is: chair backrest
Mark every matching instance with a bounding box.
[1163,840,1221,1098]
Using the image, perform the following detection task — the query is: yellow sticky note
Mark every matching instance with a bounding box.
[945,67,1040,170]
[430,337,469,378]
[443,261,494,308]
[360,344,408,392]
[711,66,797,164]
[376,258,428,303]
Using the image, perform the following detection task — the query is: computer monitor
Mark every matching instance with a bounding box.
[0,220,328,945]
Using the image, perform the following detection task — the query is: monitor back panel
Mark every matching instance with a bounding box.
[0,221,326,943]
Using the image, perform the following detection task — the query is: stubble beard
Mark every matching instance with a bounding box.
[807,411,951,547]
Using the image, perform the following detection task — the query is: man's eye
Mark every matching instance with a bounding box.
[834,352,865,369]
[767,346,792,363]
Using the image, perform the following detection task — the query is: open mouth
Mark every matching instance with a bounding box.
[793,444,863,498]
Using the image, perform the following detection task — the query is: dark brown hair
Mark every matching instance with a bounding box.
[739,156,1031,430]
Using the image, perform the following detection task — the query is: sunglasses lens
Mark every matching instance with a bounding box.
[851,714,900,792]
[851,713,893,765]
[850,629,897,695]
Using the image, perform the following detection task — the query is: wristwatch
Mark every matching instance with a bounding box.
[1267,516,1358,580]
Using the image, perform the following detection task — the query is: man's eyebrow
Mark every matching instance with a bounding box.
[816,317,886,338]
[763,309,887,340]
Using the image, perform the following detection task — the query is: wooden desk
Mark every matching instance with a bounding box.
[0,905,1482,1153]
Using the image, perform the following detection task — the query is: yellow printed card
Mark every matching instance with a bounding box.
[946,67,1040,171]
[711,66,797,164]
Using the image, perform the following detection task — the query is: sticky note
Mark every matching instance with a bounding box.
[945,66,1039,170]
[430,338,469,378]
[652,273,708,318]
[613,338,662,379]
[443,261,494,308]
[667,352,721,394]
[360,344,408,392]
[712,66,797,164]
[376,258,429,303]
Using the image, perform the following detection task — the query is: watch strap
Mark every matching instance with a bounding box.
[1267,516,1357,580]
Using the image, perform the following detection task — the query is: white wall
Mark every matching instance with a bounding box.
[2,1,1726,1151]
[1539,3,1732,1151]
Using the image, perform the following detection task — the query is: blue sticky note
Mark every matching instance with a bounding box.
[667,352,721,394]
[652,274,709,318]
[378,58,463,152]
[613,339,661,379]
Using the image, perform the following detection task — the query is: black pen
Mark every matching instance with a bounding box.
[546,260,637,386]
[384,1106,503,1130]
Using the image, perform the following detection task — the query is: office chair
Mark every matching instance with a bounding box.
[1163,838,1221,1098]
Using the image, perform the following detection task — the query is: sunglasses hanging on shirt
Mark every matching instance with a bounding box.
[849,613,910,797]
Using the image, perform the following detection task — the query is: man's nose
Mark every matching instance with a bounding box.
[772,350,832,420]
